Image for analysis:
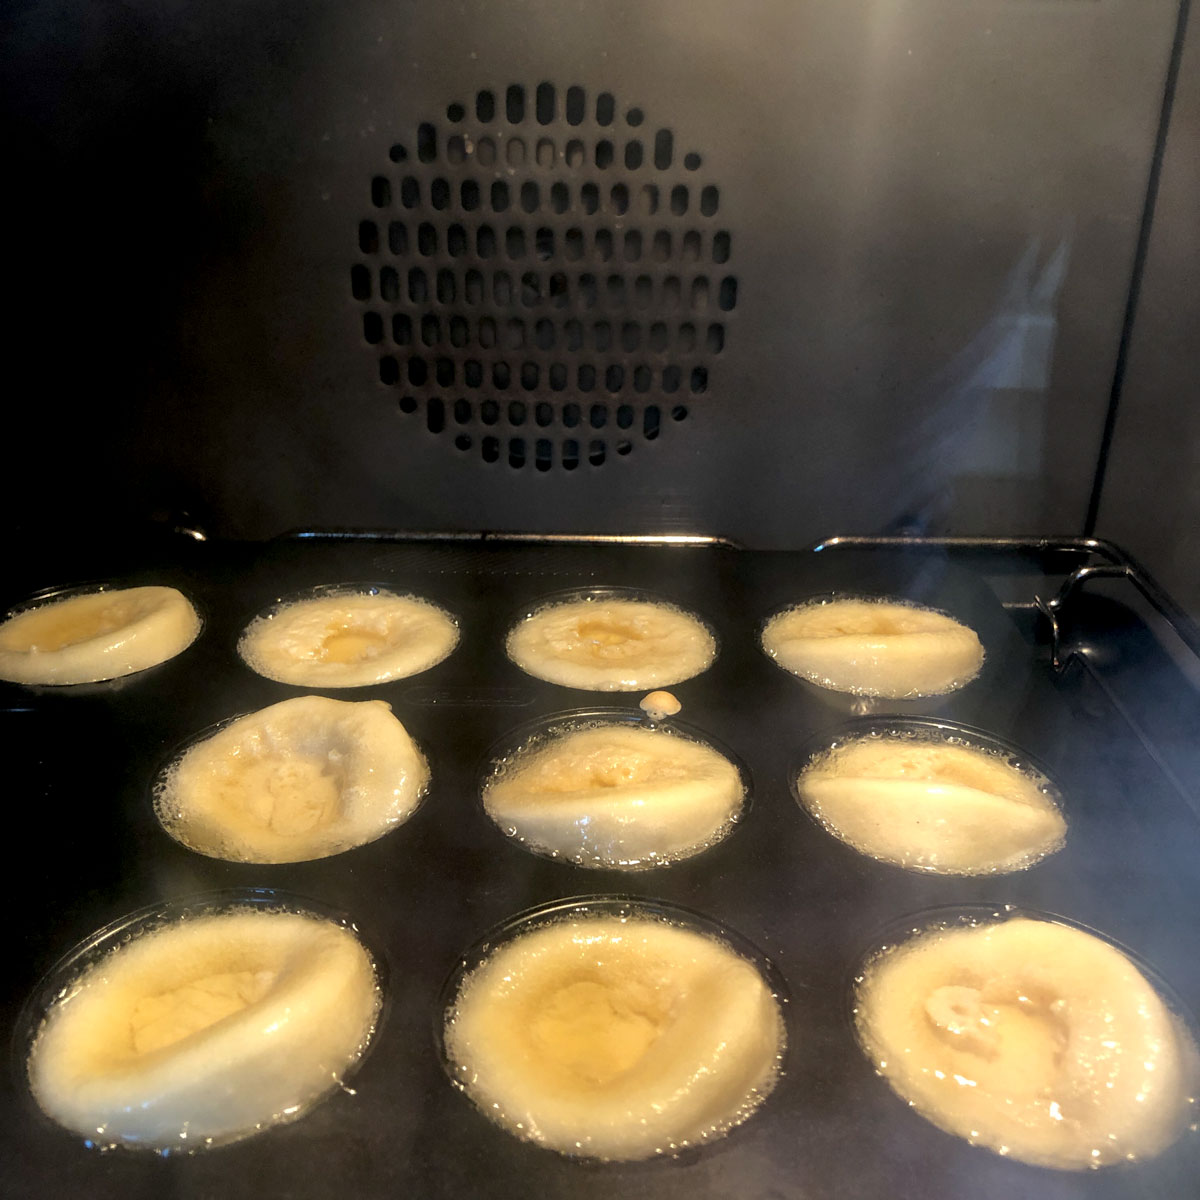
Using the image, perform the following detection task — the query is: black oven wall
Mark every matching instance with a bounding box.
[3,0,1186,556]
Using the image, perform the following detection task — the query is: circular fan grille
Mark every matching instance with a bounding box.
[352,83,736,470]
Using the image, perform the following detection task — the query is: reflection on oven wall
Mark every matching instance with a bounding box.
[876,235,1070,536]
[3,0,1195,607]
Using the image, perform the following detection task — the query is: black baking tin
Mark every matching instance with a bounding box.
[2,537,1198,1199]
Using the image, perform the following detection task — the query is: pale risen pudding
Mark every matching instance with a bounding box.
[796,731,1064,874]
[483,721,744,868]
[156,696,429,863]
[0,586,200,685]
[239,589,458,687]
[27,907,381,1150]
[855,915,1200,1169]
[443,910,784,1159]
[506,595,715,691]
[761,598,984,698]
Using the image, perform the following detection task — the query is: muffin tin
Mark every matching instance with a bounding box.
[3,535,1199,1199]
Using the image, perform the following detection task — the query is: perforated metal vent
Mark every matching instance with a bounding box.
[353,83,736,470]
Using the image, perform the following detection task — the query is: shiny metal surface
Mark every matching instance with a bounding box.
[3,0,1183,547]
[1098,3,1200,621]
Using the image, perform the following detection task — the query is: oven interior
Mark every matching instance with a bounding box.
[3,2,1199,1197]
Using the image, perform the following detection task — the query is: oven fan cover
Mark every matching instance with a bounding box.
[352,82,736,471]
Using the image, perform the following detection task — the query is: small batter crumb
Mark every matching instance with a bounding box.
[640,690,682,721]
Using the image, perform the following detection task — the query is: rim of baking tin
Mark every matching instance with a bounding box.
[477,705,753,871]
[0,580,207,694]
[149,700,433,866]
[235,581,462,685]
[503,584,720,690]
[788,716,1066,877]
[434,892,791,1163]
[12,887,390,1153]
[843,902,1200,1170]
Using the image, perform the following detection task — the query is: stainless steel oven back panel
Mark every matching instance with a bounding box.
[4,0,1183,546]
